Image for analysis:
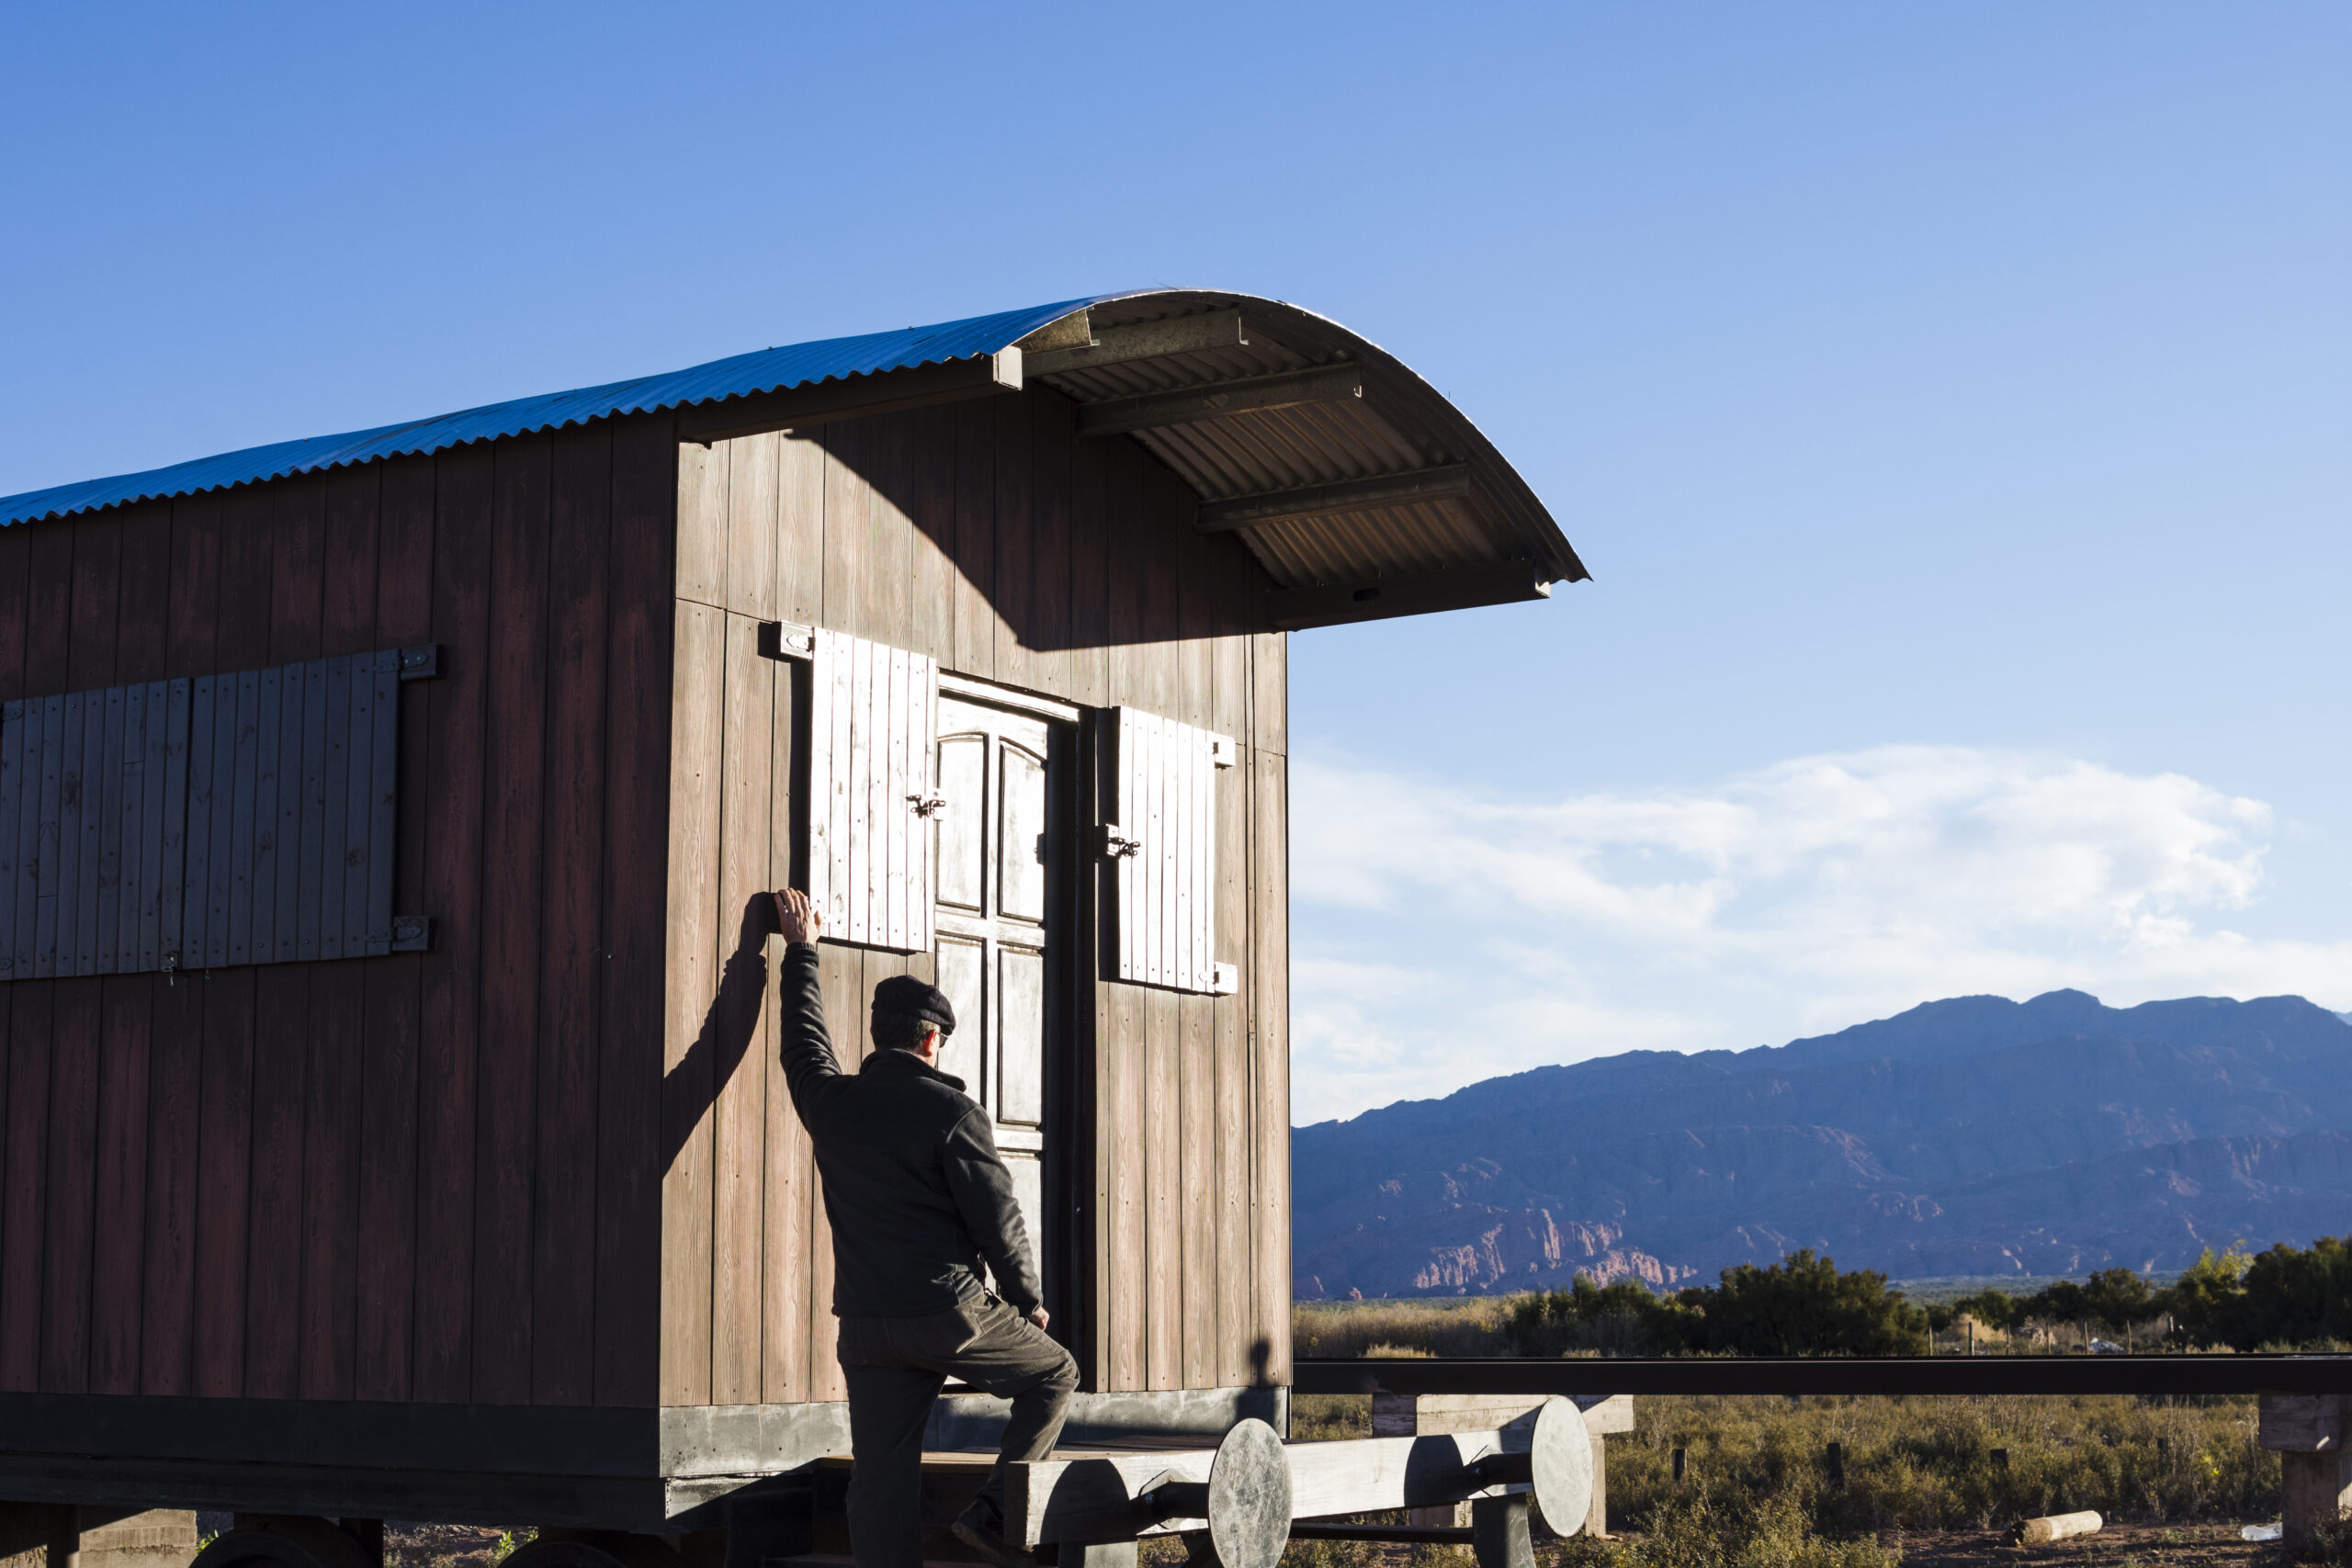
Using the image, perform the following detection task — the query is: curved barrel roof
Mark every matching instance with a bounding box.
[1,289,1584,621]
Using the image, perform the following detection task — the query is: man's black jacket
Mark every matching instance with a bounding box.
[778,941,1044,1317]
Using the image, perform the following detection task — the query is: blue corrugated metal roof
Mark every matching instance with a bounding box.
[0,296,1106,527]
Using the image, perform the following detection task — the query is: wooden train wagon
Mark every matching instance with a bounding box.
[0,290,1585,1563]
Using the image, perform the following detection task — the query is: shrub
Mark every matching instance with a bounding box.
[1679,1251,1929,1358]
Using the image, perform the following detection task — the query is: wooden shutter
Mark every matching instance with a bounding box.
[806,628,940,953]
[0,646,434,980]
[1103,706,1237,995]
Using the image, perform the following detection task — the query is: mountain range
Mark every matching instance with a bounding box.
[1292,991,2352,1299]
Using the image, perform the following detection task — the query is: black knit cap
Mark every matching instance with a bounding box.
[871,974,956,1034]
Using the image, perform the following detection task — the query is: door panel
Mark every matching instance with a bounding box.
[933,932,987,1089]
[1000,745,1047,926]
[997,942,1046,1127]
[1005,1154,1045,1276]
[932,694,1062,1306]
[936,733,987,914]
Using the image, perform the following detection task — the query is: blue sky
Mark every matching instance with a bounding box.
[5,4,2345,1120]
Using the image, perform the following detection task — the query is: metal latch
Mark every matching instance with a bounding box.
[1093,824,1143,859]
[908,794,949,818]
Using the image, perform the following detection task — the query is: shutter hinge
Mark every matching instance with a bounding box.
[1092,823,1143,859]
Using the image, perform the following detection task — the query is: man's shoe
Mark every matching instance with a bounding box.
[951,1502,1035,1568]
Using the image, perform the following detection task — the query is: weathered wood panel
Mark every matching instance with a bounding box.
[474,434,551,1405]
[711,613,773,1405]
[533,423,612,1405]
[659,599,724,1408]
[594,415,675,1409]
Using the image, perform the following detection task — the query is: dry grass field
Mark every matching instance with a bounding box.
[1264,1298,2293,1568]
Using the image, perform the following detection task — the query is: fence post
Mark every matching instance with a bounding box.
[2261,1394,2352,1553]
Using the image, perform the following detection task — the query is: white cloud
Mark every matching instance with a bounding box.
[1289,744,2352,1123]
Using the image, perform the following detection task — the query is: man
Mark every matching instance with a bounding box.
[773,887,1078,1568]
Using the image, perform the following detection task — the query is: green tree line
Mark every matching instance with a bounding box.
[1505,1235,2352,1356]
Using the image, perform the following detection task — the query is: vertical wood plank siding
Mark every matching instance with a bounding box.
[0,383,1291,1416]
[665,390,1289,1404]
[0,415,675,1407]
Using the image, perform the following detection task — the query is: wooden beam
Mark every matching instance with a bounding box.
[1027,310,1249,378]
[1076,365,1361,439]
[1004,1428,1531,1549]
[675,351,1023,446]
[1262,564,1553,632]
[1195,466,1471,535]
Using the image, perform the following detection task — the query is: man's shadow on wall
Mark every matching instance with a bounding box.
[661,894,778,1168]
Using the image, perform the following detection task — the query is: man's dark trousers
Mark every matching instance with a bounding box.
[838,1295,1079,1568]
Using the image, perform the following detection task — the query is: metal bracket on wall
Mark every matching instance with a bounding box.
[1093,823,1144,859]
[398,644,446,681]
[758,621,817,661]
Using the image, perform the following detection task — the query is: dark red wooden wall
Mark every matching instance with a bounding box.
[0,415,677,1408]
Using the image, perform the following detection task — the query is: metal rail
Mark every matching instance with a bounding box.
[1294,1355,2352,1397]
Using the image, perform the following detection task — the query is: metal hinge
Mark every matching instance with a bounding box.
[1092,823,1143,859]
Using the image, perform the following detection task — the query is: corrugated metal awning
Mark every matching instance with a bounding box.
[0,289,1584,631]
[1018,292,1586,626]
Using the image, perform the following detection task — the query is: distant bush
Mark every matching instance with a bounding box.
[1509,1274,1698,1358]
[1299,1232,2352,1363]
[2176,1235,2352,1350]
[1945,1235,2352,1351]
[1506,1250,1928,1359]
[1685,1251,1929,1358]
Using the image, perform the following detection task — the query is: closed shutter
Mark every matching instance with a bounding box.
[0,647,435,981]
[806,628,940,953]
[1102,706,1238,995]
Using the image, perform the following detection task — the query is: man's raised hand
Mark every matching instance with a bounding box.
[775,887,825,945]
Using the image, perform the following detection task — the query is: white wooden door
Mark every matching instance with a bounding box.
[929,694,1054,1280]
